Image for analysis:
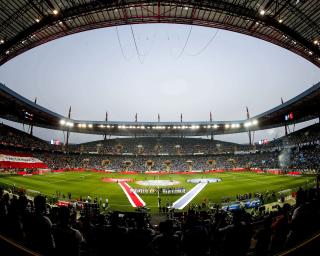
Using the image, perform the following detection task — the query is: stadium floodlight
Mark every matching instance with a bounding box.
[213,124,219,129]
[59,120,66,125]
[231,123,240,128]
[313,40,319,45]
[140,126,145,129]
[99,125,105,128]
[35,18,40,23]
[66,122,74,127]
[308,51,313,55]
[225,124,230,129]
[252,119,258,125]
[53,9,59,15]
[278,19,283,23]
[6,50,9,55]
[0,39,4,44]
[244,122,252,127]
[259,9,265,15]
[106,125,110,128]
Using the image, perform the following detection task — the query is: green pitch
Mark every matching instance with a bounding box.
[0,171,314,213]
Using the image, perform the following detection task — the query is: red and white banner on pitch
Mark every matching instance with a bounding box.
[0,153,48,169]
[118,182,146,208]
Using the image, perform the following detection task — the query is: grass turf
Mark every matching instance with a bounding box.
[0,171,314,213]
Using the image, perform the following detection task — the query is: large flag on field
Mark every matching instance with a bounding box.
[0,152,48,169]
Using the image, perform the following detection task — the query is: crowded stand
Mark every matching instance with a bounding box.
[0,124,319,255]
[72,137,241,155]
[0,185,319,256]
[0,123,319,172]
[0,123,50,150]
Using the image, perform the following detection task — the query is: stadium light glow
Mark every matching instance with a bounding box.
[106,125,110,128]
[244,122,251,128]
[231,123,240,128]
[0,39,4,44]
[213,124,219,129]
[278,19,283,23]
[308,51,313,55]
[252,119,258,125]
[99,125,105,128]
[225,124,230,129]
[53,9,59,15]
[35,18,40,23]
[59,120,66,125]
[66,122,74,127]
[259,9,265,15]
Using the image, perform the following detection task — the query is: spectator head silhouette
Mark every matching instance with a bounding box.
[58,206,71,227]
[159,220,174,235]
[34,195,47,214]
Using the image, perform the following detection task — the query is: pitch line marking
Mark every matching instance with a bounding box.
[118,182,146,208]
[171,182,207,210]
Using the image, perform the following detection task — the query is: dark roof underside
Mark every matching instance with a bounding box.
[0,0,320,66]
[0,82,319,136]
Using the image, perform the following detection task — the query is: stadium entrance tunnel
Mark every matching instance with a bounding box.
[187,178,222,184]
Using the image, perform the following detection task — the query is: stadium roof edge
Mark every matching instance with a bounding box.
[1,1,320,67]
[0,81,319,136]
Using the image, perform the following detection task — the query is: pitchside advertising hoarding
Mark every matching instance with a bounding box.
[0,152,48,169]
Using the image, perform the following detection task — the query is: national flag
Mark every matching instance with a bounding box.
[0,152,48,169]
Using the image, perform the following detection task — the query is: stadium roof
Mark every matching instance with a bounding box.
[0,0,320,67]
[0,82,319,136]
